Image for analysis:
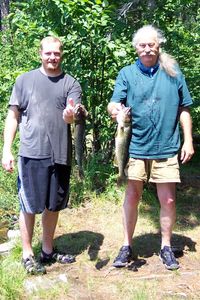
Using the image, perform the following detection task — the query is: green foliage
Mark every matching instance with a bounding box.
[0,4,199,296]
[0,254,25,300]
[1,0,199,156]
[0,0,199,212]
[70,152,116,206]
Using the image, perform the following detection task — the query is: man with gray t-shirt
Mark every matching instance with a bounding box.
[2,36,83,274]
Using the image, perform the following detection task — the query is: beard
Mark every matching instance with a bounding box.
[47,62,59,70]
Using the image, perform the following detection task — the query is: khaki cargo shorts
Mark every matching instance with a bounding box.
[126,154,180,183]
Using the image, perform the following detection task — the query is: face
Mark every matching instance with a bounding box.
[136,34,159,67]
[40,41,62,74]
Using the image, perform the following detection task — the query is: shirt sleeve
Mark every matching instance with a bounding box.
[66,79,82,105]
[110,68,128,104]
[177,72,193,107]
[9,76,22,107]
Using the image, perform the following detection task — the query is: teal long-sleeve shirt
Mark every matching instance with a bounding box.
[111,63,192,159]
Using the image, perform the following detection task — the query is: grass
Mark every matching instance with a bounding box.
[0,246,26,300]
[25,280,70,300]
[0,150,200,299]
[0,190,200,299]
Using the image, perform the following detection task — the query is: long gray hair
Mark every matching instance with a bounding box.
[132,25,178,77]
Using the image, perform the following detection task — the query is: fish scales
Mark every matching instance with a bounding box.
[114,106,131,185]
[73,104,88,179]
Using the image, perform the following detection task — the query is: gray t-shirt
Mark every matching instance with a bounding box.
[9,68,82,165]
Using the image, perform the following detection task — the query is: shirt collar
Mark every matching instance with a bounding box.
[136,59,159,77]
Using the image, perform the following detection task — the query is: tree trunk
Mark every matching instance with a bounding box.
[0,0,10,31]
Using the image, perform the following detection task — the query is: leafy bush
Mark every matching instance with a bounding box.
[0,0,199,214]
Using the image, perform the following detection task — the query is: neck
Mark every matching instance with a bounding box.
[139,59,159,68]
[136,59,159,77]
[40,66,62,77]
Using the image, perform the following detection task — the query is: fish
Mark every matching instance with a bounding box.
[73,104,88,179]
[114,105,131,185]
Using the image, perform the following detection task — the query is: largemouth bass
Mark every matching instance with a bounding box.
[73,104,88,179]
[114,106,131,185]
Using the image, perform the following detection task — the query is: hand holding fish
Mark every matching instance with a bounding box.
[63,99,88,124]
[73,103,88,121]
[107,102,125,121]
[116,106,131,127]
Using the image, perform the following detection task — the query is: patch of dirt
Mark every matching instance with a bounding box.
[25,178,200,300]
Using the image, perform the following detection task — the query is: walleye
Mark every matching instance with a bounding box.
[114,105,131,185]
[73,104,88,179]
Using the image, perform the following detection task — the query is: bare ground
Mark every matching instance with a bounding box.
[24,175,200,300]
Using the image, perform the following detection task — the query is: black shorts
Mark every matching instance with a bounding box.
[17,156,71,214]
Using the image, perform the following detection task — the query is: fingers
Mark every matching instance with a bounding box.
[73,104,88,119]
[63,98,75,123]
[63,99,88,123]
[64,98,74,115]
[2,159,14,173]
[111,103,123,119]
[180,149,194,164]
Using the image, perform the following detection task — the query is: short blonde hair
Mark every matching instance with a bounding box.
[40,36,63,51]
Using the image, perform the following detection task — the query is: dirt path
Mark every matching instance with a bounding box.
[24,178,200,299]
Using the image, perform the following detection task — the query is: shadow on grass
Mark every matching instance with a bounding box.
[132,232,196,259]
[53,230,104,262]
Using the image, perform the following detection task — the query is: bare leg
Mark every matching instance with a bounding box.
[42,208,59,254]
[156,183,176,248]
[123,180,143,246]
[19,210,35,259]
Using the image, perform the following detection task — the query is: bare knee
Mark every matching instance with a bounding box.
[157,183,176,208]
[124,180,143,207]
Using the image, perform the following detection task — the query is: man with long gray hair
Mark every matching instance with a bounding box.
[108,25,194,270]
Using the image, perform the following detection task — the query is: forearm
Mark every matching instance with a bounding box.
[3,117,18,153]
[179,107,194,163]
[2,106,19,172]
[179,107,193,143]
[3,123,17,152]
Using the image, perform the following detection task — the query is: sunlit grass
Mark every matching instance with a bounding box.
[0,250,26,300]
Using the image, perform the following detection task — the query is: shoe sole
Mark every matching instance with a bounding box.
[112,259,131,268]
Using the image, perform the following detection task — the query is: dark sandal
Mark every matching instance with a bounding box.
[40,249,75,264]
[22,255,46,275]
[53,252,76,264]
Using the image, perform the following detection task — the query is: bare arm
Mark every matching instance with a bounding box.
[2,105,20,172]
[179,107,194,164]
